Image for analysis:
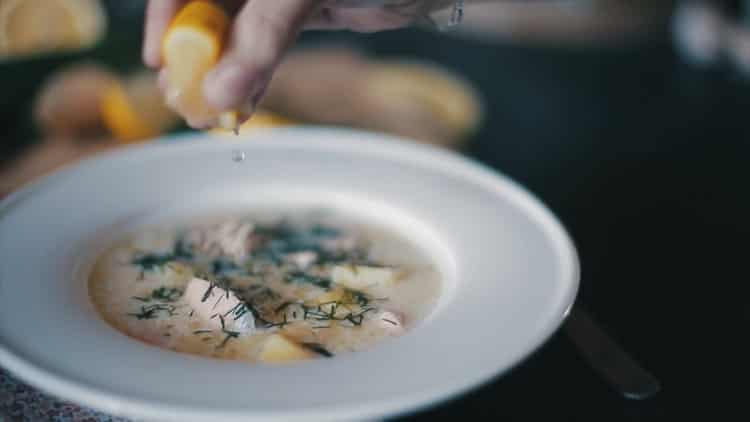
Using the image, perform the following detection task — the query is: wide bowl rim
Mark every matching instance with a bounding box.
[0,126,579,421]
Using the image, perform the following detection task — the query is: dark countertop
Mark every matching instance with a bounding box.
[421,34,746,422]
[3,10,748,421]
[314,27,750,421]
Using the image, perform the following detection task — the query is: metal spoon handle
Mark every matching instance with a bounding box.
[564,308,661,400]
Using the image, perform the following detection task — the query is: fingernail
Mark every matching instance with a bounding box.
[237,83,267,116]
[204,63,252,110]
[251,83,268,109]
[185,114,215,130]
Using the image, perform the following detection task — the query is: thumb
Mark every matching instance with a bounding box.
[204,0,321,112]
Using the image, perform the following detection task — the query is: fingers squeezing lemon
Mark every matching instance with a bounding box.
[162,0,240,131]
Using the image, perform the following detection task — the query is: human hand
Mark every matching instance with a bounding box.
[143,0,439,128]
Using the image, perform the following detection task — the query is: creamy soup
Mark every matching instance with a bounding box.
[89,211,441,364]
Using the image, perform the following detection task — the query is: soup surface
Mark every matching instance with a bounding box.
[89,210,441,364]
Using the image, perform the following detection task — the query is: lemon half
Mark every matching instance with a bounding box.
[162,0,239,130]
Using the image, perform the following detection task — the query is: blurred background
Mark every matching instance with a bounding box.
[1,0,749,420]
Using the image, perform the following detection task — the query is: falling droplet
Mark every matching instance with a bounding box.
[231,150,246,163]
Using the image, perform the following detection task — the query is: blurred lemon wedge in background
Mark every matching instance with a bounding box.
[162,0,239,131]
[101,72,178,143]
[0,0,106,59]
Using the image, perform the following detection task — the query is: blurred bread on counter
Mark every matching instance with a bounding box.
[33,62,117,139]
[33,62,177,142]
[100,71,179,142]
[260,47,483,149]
[6,45,483,196]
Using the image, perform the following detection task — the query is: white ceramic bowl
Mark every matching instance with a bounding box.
[0,127,579,422]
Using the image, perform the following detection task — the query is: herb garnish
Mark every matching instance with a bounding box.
[131,287,183,303]
[128,304,178,320]
[216,315,241,349]
[250,221,357,265]
[345,289,371,307]
[152,287,183,302]
[302,342,333,358]
[131,235,193,275]
[201,282,217,303]
[173,236,193,260]
[211,259,239,275]
[132,253,175,272]
[285,271,331,289]
[309,224,340,238]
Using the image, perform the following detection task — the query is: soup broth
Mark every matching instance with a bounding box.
[89,210,441,364]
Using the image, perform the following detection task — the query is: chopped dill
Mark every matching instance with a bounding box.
[274,301,293,313]
[218,332,239,349]
[216,315,241,349]
[201,282,217,303]
[128,304,177,320]
[241,301,272,326]
[122,219,398,356]
[309,224,340,238]
[172,236,193,260]
[263,299,378,328]
[131,287,184,304]
[285,271,331,289]
[211,294,225,310]
[344,289,370,307]
[302,343,333,358]
[211,259,239,275]
[151,286,183,302]
[234,306,250,321]
[223,302,256,324]
[132,253,174,272]
[223,302,243,317]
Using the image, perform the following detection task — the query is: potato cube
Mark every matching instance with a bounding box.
[259,334,313,363]
[331,265,397,289]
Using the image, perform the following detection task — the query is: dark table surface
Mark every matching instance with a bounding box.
[2,7,749,421]
[358,27,750,421]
